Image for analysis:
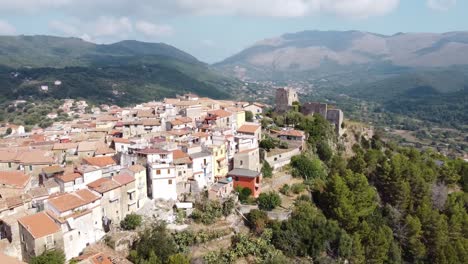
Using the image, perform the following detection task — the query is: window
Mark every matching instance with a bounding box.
[235,176,239,181]
[21,234,24,242]
[8,162,11,168]
[46,235,54,248]
[69,235,73,241]
[29,165,32,171]
[167,169,170,174]
[203,159,207,165]
[156,169,161,175]
[168,179,173,185]
[240,160,243,166]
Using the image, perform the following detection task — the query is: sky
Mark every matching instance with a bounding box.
[0,0,466,63]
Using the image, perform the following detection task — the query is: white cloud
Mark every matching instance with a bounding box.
[427,0,457,11]
[93,16,133,37]
[174,0,400,18]
[0,20,16,35]
[0,0,400,18]
[135,20,173,38]
[201,39,216,47]
[49,16,136,43]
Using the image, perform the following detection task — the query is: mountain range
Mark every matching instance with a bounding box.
[215,30,468,81]
[0,35,237,105]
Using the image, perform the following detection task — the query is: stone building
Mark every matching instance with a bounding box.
[326,109,344,136]
[275,88,298,112]
[301,102,328,118]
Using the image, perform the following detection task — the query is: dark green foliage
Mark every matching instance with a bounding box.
[316,140,333,163]
[191,199,223,225]
[245,110,254,122]
[236,186,252,203]
[129,221,177,264]
[279,184,290,195]
[5,127,11,135]
[291,183,306,194]
[259,137,276,152]
[173,229,231,253]
[271,201,353,260]
[222,197,235,216]
[120,213,142,230]
[261,161,273,178]
[167,254,190,264]
[246,209,269,234]
[290,154,326,182]
[30,250,65,264]
[258,192,281,211]
[0,36,239,106]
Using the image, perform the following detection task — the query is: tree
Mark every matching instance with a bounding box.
[30,250,65,264]
[290,154,326,182]
[260,138,276,152]
[168,253,190,264]
[245,111,254,122]
[236,186,252,203]
[262,161,273,178]
[246,209,269,234]
[121,213,142,230]
[130,221,177,263]
[258,192,281,211]
[316,140,333,163]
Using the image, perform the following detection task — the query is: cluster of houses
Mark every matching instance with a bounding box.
[0,93,308,263]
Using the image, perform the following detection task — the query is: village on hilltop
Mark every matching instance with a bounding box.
[0,88,343,263]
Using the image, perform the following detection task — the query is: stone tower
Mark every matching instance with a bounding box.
[275,87,298,112]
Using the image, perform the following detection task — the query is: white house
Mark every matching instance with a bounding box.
[189,152,213,188]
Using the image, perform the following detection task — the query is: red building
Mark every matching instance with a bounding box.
[228,168,262,198]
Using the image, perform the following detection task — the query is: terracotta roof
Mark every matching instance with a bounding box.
[53,142,78,150]
[137,109,155,118]
[27,186,49,199]
[16,150,54,165]
[42,165,64,175]
[168,129,190,136]
[0,171,30,188]
[208,109,232,118]
[56,173,82,183]
[237,124,261,134]
[87,178,121,193]
[274,129,305,137]
[75,252,112,264]
[172,149,189,159]
[18,212,60,239]
[83,156,117,167]
[142,119,161,126]
[127,164,145,173]
[192,132,209,138]
[78,141,97,152]
[113,173,135,185]
[113,138,130,144]
[47,189,99,212]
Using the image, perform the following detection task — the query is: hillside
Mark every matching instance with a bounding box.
[333,68,468,127]
[0,35,237,104]
[215,30,468,81]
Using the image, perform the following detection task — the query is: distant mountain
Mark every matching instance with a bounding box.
[215,30,468,81]
[0,35,238,104]
[334,68,468,126]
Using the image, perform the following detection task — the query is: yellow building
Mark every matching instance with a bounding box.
[235,110,246,130]
[207,144,229,179]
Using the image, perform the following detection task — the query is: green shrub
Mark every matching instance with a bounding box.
[120,213,142,230]
[30,250,65,264]
[291,183,306,194]
[279,184,291,195]
[258,192,281,211]
[262,161,273,178]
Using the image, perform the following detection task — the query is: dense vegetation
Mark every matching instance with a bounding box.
[211,109,468,263]
[0,36,239,106]
[30,250,66,264]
